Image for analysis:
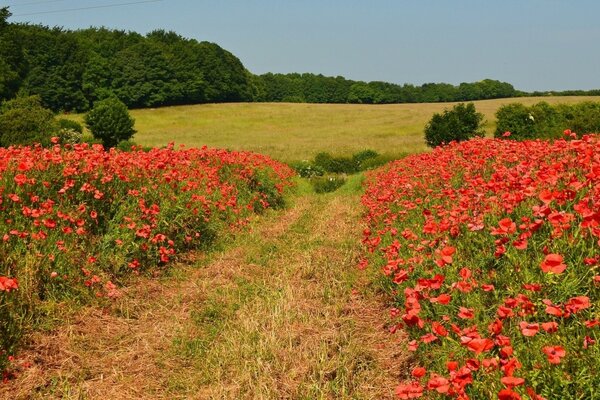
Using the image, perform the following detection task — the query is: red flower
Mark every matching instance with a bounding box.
[0,277,19,292]
[440,246,456,265]
[396,381,423,399]
[565,296,590,314]
[498,388,522,400]
[540,254,566,274]
[542,345,566,364]
[464,338,494,354]
[541,321,558,333]
[427,374,450,394]
[501,376,525,387]
[458,307,474,319]
[411,367,426,378]
[519,321,539,337]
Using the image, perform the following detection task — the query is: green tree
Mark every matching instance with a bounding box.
[84,97,135,148]
[0,95,57,147]
[424,102,485,148]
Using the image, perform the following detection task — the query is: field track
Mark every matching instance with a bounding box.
[1,180,405,399]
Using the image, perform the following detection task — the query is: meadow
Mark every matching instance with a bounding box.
[4,97,600,399]
[66,96,600,161]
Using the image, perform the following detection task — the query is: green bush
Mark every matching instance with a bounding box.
[424,102,484,148]
[563,101,600,134]
[0,95,57,147]
[494,102,534,139]
[290,160,325,178]
[359,153,405,170]
[57,118,83,133]
[84,97,136,148]
[115,139,139,152]
[314,152,359,174]
[310,175,346,193]
[495,101,600,140]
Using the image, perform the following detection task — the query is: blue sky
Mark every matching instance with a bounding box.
[4,0,600,91]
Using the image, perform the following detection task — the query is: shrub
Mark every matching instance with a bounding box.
[359,153,405,170]
[424,102,485,148]
[563,101,600,134]
[495,101,600,140]
[84,97,136,148]
[115,139,139,152]
[314,152,359,174]
[494,102,535,139]
[290,160,325,178]
[57,118,83,133]
[310,175,346,193]
[0,95,57,147]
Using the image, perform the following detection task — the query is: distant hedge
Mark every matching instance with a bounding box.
[495,101,600,140]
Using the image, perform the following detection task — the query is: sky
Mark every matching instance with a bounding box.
[4,0,600,92]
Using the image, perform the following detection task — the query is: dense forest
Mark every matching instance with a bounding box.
[1,7,599,112]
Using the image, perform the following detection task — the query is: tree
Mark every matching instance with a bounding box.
[0,95,57,147]
[84,97,135,148]
[424,102,485,148]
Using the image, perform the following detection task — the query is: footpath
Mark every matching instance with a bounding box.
[2,180,407,399]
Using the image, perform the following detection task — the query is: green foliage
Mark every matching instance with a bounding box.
[115,139,139,152]
[310,175,346,193]
[560,101,600,134]
[293,150,388,177]
[290,160,325,178]
[0,95,57,147]
[84,97,136,148]
[57,118,83,133]
[359,153,405,170]
[424,102,485,147]
[495,101,600,140]
[314,152,359,174]
[257,74,521,104]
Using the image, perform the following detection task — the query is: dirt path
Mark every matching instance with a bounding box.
[2,186,407,399]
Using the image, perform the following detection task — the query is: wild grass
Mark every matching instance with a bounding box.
[65,96,600,162]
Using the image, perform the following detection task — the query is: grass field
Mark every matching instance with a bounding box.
[68,96,600,161]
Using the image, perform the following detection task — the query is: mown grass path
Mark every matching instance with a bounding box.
[2,178,407,399]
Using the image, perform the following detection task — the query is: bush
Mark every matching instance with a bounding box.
[314,152,359,174]
[57,118,83,133]
[84,97,136,148]
[289,160,325,178]
[0,95,57,147]
[359,153,405,170]
[563,101,600,134]
[424,102,485,148]
[495,101,600,140]
[310,175,346,193]
[115,139,139,152]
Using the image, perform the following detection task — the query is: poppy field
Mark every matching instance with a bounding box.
[0,141,294,372]
[361,133,600,399]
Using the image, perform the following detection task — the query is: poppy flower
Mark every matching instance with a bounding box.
[542,346,566,364]
[396,381,423,399]
[427,374,450,394]
[519,321,539,337]
[540,254,566,274]
[458,307,475,319]
[498,388,522,400]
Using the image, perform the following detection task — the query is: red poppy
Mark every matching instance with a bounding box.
[396,381,424,399]
[540,254,566,274]
[542,346,566,364]
[519,321,539,337]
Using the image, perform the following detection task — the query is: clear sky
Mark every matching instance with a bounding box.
[4,0,600,91]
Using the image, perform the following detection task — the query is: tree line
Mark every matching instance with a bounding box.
[1,7,599,112]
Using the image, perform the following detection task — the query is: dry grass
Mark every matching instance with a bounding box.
[66,96,600,161]
[0,184,406,399]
